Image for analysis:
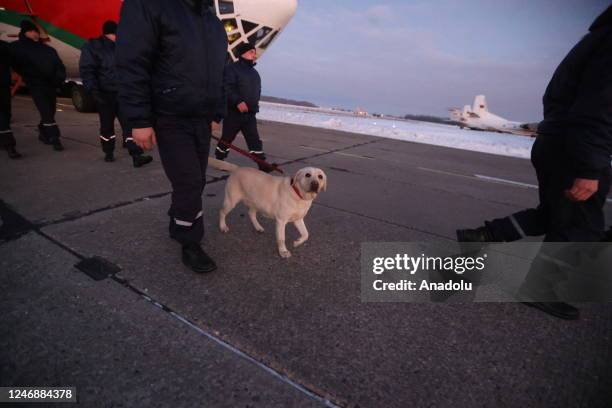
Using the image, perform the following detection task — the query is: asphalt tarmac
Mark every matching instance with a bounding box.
[1,97,611,407]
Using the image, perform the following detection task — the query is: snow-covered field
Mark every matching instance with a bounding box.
[259,102,534,159]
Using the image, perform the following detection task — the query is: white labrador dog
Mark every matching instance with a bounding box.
[208,157,327,258]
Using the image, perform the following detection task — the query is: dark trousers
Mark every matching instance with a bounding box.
[155,116,211,245]
[217,112,263,155]
[487,134,611,242]
[0,87,16,148]
[30,85,60,144]
[486,134,611,299]
[95,91,143,156]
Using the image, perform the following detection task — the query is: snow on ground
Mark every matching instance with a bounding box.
[259,102,534,159]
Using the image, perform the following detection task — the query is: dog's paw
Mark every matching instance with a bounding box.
[278,249,292,258]
[293,238,307,248]
[219,224,229,233]
[254,226,265,234]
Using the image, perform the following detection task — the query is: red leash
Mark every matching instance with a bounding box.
[210,134,283,174]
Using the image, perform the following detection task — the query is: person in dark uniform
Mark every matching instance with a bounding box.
[215,42,271,172]
[79,20,153,167]
[9,20,66,151]
[116,0,227,273]
[456,5,612,320]
[0,40,22,159]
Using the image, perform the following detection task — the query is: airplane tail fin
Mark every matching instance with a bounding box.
[208,157,239,172]
[473,95,488,114]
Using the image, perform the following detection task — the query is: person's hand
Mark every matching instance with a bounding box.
[132,127,157,150]
[565,178,599,202]
[211,121,221,132]
[237,102,249,113]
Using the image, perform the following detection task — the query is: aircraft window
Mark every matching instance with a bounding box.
[248,26,272,45]
[227,31,241,44]
[223,18,238,34]
[241,20,258,35]
[258,30,278,49]
[218,0,234,15]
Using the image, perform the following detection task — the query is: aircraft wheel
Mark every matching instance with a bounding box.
[71,84,97,112]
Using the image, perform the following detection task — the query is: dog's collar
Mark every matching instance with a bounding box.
[290,178,305,200]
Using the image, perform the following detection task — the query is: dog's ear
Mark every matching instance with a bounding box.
[321,174,327,192]
[292,169,305,186]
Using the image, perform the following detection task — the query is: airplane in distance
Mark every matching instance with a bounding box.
[0,0,298,111]
[449,95,537,137]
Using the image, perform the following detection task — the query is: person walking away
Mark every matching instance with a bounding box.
[0,40,21,159]
[9,20,66,151]
[79,20,153,167]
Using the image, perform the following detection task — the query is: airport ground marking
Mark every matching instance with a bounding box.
[418,167,479,181]
[474,175,538,189]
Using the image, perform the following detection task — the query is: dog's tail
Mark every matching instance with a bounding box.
[208,157,239,172]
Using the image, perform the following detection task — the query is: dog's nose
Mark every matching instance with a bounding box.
[310,181,319,192]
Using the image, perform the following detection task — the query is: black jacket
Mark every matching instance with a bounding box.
[8,34,66,88]
[225,58,261,114]
[116,0,228,129]
[538,5,612,179]
[79,36,118,93]
[0,40,10,89]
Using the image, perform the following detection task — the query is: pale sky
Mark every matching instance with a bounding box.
[256,0,610,121]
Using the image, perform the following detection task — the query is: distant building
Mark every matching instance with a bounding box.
[355,107,368,117]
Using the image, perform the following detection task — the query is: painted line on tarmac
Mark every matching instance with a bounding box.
[418,167,478,181]
[421,168,612,205]
[474,175,538,189]
[419,167,536,188]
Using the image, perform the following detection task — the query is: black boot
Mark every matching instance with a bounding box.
[215,146,229,160]
[522,301,580,320]
[104,152,115,162]
[7,146,22,159]
[52,141,64,151]
[601,228,612,242]
[182,243,217,273]
[456,225,497,242]
[253,152,274,173]
[38,134,51,145]
[133,154,153,168]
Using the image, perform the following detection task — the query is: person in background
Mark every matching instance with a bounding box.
[0,40,21,159]
[215,42,271,172]
[79,20,153,167]
[9,20,66,151]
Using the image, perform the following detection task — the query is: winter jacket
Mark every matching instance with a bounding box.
[79,36,119,93]
[225,58,261,114]
[8,34,66,88]
[0,40,10,88]
[538,5,612,179]
[115,0,228,129]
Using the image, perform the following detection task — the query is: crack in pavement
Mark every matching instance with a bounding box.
[7,140,383,229]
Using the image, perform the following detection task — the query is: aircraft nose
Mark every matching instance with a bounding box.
[235,0,298,30]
